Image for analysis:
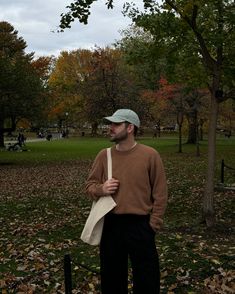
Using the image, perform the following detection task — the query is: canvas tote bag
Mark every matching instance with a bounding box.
[80,147,116,245]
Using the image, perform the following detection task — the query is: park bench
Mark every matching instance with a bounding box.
[6,142,22,151]
[6,142,27,152]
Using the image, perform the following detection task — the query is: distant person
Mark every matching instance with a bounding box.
[17,132,26,146]
[65,129,69,138]
[62,130,66,138]
[37,131,44,138]
[225,130,231,138]
[153,121,161,138]
[46,132,52,141]
[86,109,168,294]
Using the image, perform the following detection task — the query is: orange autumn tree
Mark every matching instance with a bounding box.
[48,49,93,128]
[32,56,55,85]
[154,78,210,144]
[140,78,173,129]
[31,56,55,127]
[144,77,182,127]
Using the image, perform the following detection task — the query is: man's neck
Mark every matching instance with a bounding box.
[115,139,137,151]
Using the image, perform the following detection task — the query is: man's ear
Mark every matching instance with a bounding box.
[127,124,134,134]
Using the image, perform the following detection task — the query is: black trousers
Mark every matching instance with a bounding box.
[100,214,160,294]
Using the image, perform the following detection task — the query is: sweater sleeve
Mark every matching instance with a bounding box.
[149,152,168,231]
[85,149,107,200]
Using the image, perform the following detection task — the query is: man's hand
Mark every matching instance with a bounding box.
[102,178,120,195]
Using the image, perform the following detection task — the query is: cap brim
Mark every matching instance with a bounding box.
[103,116,125,124]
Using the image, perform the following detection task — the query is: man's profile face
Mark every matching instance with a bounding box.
[109,122,128,143]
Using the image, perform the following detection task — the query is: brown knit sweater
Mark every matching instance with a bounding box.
[85,143,168,231]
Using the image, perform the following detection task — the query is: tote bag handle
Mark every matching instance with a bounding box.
[80,147,116,245]
[107,147,112,180]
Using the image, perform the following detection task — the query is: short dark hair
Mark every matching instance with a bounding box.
[125,122,138,136]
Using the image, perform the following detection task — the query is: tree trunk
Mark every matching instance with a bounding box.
[0,116,17,147]
[177,110,184,153]
[202,94,219,227]
[196,116,200,157]
[178,124,182,153]
[91,122,98,136]
[0,118,5,147]
[187,111,197,144]
[199,119,204,141]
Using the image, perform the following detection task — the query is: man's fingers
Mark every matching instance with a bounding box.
[108,182,119,192]
[103,178,119,194]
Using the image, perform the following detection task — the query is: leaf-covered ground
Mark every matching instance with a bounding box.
[0,154,234,293]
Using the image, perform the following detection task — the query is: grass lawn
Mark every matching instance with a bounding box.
[0,136,234,293]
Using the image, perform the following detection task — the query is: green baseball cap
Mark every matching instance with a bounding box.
[104,109,140,128]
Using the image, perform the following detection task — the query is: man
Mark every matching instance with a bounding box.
[86,109,168,294]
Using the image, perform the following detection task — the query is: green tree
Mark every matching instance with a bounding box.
[0,21,46,147]
[116,25,209,144]
[139,0,234,227]
[116,26,164,91]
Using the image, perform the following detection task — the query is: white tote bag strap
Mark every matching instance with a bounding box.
[107,147,112,180]
[80,147,116,245]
